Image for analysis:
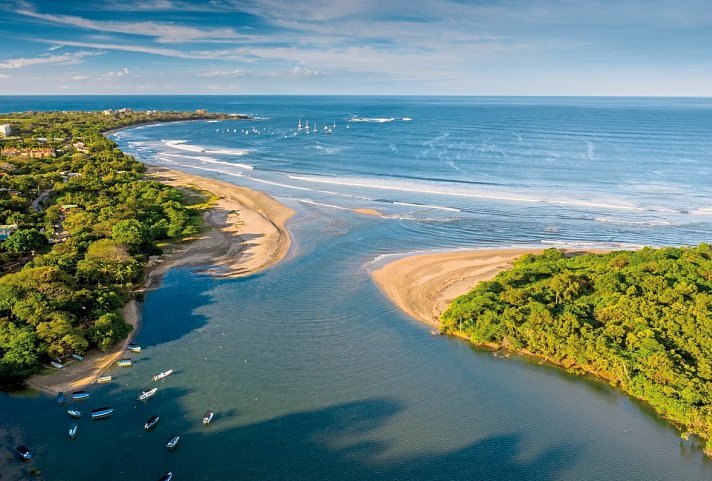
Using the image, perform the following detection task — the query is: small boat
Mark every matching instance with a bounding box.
[166,435,180,450]
[97,375,112,383]
[71,353,84,361]
[68,409,82,418]
[69,424,78,439]
[203,410,214,425]
[56,391,65,406]
[127,343,141,353]
[144,414,160,430]
[138,387,158,401]
[158,473,173,481]
[117,358,132,367]
[51,360,63,369]
[91,407,114,419]
[402,117,412,121]
[15,445,32,460]
[72,390,90,400]
[152,369,173,382]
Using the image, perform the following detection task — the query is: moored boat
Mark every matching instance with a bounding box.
[72,390,90,400]
[138,387,158,401]
[69,424,78,439]
[127,343,142,352]
[97,375,112,383]
[51,360,63,369]
[158,472,173,481]
[203,410,214,425]
[166,435,180,450]
[152,369,173,381]
[117,358,132,367]
[68,409,82,418]
[15,445,32,460]
[91,407,114,419]
[144,414,160,430]
[56,391,65,406]
[71,353,84,361]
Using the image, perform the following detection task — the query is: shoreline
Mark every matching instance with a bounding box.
[25,165,294,394]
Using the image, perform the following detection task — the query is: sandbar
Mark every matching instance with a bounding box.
[371,249,545,327]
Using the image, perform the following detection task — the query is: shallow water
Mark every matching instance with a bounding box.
[1,96,712,480]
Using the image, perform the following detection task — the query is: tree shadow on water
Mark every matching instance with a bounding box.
[191,398,581,481]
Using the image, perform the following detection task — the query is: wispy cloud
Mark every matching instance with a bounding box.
[0,73,10,79]
[0,50,102,69]
[16,7,245,43]
[198,66,321,78]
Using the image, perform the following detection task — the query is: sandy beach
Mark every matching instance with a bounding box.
[25,166,294,394]
[371,248,545,327]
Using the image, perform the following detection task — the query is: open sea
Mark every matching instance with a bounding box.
[1,96,712,480]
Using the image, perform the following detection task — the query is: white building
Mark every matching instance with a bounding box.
[0,124,12,136]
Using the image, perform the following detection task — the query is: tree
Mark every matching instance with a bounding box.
[2,228,46,254]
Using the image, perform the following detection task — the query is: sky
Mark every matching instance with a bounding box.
[0,0,711,96]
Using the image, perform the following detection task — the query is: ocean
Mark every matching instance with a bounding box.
[1,96,711,480]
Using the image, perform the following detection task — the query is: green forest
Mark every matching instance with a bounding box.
[0,110,233,381]
[441,246,712,453]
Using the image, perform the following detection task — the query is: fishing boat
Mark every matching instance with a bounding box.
[51,360,63,369]
[72,390,90,400]
[144,414,160,430]
[158,473,173,481]
[138,387,158,401]
[68,409,82,418]
[127,343,141,352]
[203,410,214,425]
[97,375,112,383]
[71,353,84,361]
[152,369,173,381]
[56,391,65,406]
[166,435,180,450]
[91,407,114,419]
[15,445,32,460]
[69,424,78,439]
[117,358,132,367]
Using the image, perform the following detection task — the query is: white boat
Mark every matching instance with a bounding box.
[97,376,112,383]
[127,343,141,352]
[152,369,173,382]
[71,353,83,361]
[68,409,82,418]
[69,424,78,439]
[117,358,132,367]
[402,117,412,121]
[138,387,158,401]
[158,473,173,481]
[166,435,180,450]
[298,118,302,130]
[203,410,214,425]
[51,360,63,369]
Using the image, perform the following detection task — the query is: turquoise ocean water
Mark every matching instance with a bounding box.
[1,96,712,480]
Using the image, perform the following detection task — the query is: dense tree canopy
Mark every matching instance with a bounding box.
[441,246,712,453]
[0,110,230,381]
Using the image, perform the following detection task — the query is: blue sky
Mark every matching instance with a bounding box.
[0,0,711,95]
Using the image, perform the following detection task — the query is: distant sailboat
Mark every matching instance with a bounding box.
[298,118,302,130]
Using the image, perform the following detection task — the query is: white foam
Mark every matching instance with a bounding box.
[594,217,673,226]
[160,152,253,170]
[350,117,395,123]
[392,201,461,212]
[690,208,712,216]
[287,174,645,212]
[162,139,251,156]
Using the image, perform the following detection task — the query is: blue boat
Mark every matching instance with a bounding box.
[56,391,65,406]
[91,407,114,419]
[72,390,90,400]
[15,445,32,460]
